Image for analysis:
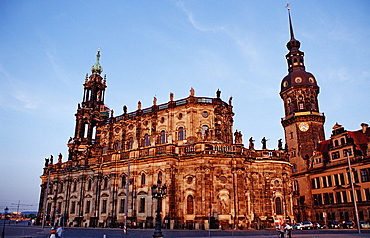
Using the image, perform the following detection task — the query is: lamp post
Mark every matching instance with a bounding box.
[1,207,9,238]
[151,180,167,238]
[347,153,361,234]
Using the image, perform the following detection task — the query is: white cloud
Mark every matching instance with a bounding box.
[12,89,38,109]
[176,1,224,32]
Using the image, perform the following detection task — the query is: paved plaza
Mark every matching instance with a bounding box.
[2,224,370,238]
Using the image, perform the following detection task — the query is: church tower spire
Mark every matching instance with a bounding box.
[68,50,109,161]
[280,7,325,173]
[286,8,305,73]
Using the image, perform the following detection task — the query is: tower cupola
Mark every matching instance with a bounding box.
[91,50,103,75]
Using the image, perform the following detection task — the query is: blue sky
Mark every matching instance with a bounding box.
[0,0,369,212]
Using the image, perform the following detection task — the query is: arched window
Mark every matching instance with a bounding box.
[121,175,126,187]
[275,197,283,215]
[334,140,339,147]
[160,131,166,144]
[115,140,121,150]
[59,182,64,193]
[144,134,150,147]
[141,173,146,185]
[186,195,194,214]
[73,181,77,192]
[87,179,92,191]
[178,127,184,140]
[128,137,134,149]
[103,177,108,190]
[92,126,97,140]
[201,125,209,139]
[84,123,89,138]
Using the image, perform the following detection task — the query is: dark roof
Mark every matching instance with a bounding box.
[280,70,319,93]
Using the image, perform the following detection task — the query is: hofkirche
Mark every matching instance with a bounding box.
[37,10,370,229]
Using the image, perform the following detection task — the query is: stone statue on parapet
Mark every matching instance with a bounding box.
[249,137,255,150]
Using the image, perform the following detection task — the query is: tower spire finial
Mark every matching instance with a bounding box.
[91,47,103,75]
[286,3,295,41]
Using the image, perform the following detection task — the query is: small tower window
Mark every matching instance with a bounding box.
[92,126,97,140]
[84,123,89,138]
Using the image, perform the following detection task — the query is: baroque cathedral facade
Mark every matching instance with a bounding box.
[37,49,292,228]
[38,10,370,229]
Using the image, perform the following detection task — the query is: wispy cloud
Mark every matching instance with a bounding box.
[176,1,224,32]
[12,89,38,109]
[328,67,351,82]
[175,1,264,75]
[0,64,38,110]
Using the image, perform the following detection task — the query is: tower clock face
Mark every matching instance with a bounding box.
[299,122,309,132]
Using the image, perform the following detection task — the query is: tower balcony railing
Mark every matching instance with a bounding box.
[281,111,325,121]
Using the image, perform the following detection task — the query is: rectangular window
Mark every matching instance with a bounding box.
[354,170,359,183]
[85,200,90,214]
[119,198,125,213]
[139,198,145,213]
[331,151,340,160]
[70,201,75,214]
[334,174,340,186]
[340,173,345,185]
[361,169,370,182]
[323,193,329,205]
[329,193,334,204]
[344,148,352,157]
[102,200,107,214]
[316,177,321,189]
[336,192,342,204]
[317,194,322,205]
[356,190,362,202]
[322,176,327,188]
[365,188,370,201]
[342,191,348,203]
[327,176,333,187]
[313,194,319,205]
[311,178,316,189]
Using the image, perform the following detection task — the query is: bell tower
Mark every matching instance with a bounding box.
[68,50,109,161]
[280,9,325,173]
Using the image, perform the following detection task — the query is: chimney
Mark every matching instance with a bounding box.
[361,123,368,133]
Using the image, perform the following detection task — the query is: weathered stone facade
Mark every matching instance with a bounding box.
[37,51,294,229]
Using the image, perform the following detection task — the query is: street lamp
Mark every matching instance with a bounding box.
[151,180,167,238]
[1,207,9,238]
[347,153,361,234]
